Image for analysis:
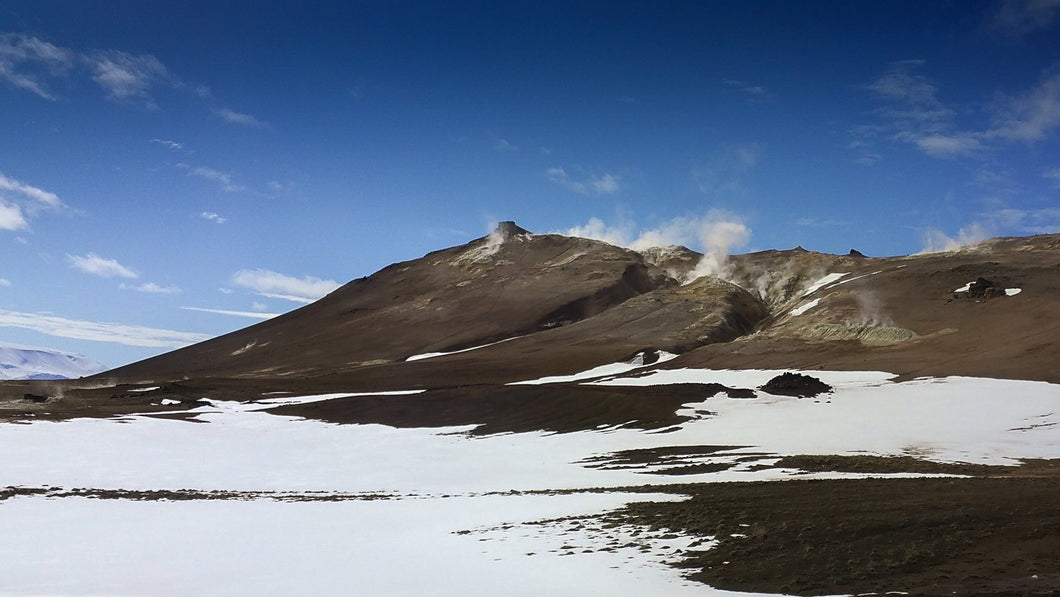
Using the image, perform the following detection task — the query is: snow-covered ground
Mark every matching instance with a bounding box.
[1,365,1057,596]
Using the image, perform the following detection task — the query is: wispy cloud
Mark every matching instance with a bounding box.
[493,137,518,152]
[213,107,266,128]
[986,68,1060,143]
[858,61,1060,160]
[0,171,64,209]
[121,282,180,294]
[201,211,226,224]
[1044,167,1060,186]
[723,78,770,102]
[181,306,278,320]
[67,253,137,279]
[231,269,340,303]
[692,144,761,196]
[0,33,74,100]
[151,138,184,151]
[180,165,244,192]
[545,167,621,195]
[83,50,174,109]
[0,278,11,287]
[0,308,210,348]
[992,0,1060,36]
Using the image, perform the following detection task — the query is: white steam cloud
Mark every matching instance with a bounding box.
[564,210,751,280]
[920,223,990,253]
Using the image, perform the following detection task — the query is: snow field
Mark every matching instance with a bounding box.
[0,365,1056,596]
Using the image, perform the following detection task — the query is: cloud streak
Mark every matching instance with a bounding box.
[181,306,278,320]
[214,107,266,128]
[0,33,73,100]
[0,171,64,209]
[122,282,180,294]
[231,269,341,303]
[67,253,137,279]
[545,167,621,195]
[0,308,211,348]
[84,50,174,108]
[859,61,1060,160]
[181,165,244,192]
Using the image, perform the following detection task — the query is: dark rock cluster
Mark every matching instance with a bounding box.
[759,372,832,398]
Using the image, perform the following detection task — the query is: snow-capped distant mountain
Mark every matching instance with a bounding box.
[0,343,107,380]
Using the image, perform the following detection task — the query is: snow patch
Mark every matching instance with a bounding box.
[1005,288,1022,296]
[790,298,820,316]
[510,352,678,385]
[406,336,522,361]
[802,272,848,297]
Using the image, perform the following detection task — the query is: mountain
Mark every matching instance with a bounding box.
[0,343,107,380]
[98,223,1059,389]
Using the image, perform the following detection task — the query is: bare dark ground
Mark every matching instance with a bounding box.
[609,475,1060,596]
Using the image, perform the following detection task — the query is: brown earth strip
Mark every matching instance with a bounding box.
[266,383,722,435]
[608,475,1060,596]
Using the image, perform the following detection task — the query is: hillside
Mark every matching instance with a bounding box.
[91,224,1059,390]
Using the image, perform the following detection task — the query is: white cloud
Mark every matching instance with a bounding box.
[0,278,10,287]
[0,308,210,348]
[181,306,278,320]
[1044,167,1060,186]
[987,69,1060,143]
[122,282,180,294]
[920,223,991,253]
[84,50,173,108]
[591,173,620,194]
[545,167,621,195]
[231,269,341,303]
[0,200,28,231]
[185,166,243,192]
[908,133,983,157]
[151,138,184,151]
[213,108,266,128]
[0,171,63,209]
[201,211,227,224]
[861,62,1060,160]
[993,0,1060,35]
[67,253,137,279]
[0,33,74,100]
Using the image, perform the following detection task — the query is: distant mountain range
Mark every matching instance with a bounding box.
[0,343,106,380]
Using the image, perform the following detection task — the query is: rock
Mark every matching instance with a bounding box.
[22,393,48,403]
[849,249,866,258]
[956,277,1007,300]
[493,220,531,240]
[759,372,832,398]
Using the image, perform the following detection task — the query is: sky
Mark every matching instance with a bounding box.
[1,0,1059,369]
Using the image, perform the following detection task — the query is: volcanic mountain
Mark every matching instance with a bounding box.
[97,222,1058,390]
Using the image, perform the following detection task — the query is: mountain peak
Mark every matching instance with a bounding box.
[492,220,531,240]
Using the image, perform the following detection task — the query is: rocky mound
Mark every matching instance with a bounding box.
[759,372,832,398]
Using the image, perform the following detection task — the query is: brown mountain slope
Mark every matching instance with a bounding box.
[681,234,1060,383]
[78,228,1060,388]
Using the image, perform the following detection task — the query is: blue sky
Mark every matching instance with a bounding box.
[1,1,1059,368]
